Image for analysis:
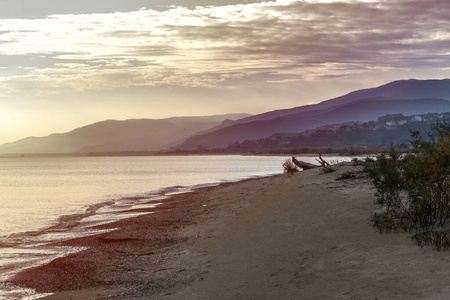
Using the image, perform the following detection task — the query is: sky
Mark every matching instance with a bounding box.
[1,0,450,144]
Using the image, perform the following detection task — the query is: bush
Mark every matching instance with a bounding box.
[282,158,299,173]
[365,122,450,233]
[414,231,450,250]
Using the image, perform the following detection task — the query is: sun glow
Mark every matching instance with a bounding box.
[0,0,450,144]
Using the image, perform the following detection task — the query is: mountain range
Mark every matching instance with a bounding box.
[1,79,450,155]
[0,114,250,154]
[177,97,450,150]
[177,79,450,149]
[212,112,450,154]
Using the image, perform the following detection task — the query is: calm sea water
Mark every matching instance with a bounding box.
[0,155,343,299]
[0,156,289,237]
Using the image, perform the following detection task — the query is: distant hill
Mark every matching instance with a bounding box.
[0,114,250,155]
[4,79,450,155]
[207,79,450,130]
[176,79,450,150]
[175,112,450,154]
[270,112,450,150]
[178,98,450,149]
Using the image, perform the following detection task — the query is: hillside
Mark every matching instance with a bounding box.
[0,114,250,155]
[250,112,450,152]
[177,96,450,150]
[3,79,450,155]
[286,112,448,149]
[170,112,449,154]
[200,79,450,133]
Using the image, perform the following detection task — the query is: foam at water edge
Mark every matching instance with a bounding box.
[0,282,52,300]
[0,246,87,299]
[0,246,88,282]
[0,174,280,299]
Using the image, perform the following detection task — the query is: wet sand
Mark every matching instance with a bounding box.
[9,164,450,299]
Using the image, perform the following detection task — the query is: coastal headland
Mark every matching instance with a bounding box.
[9,164,450,299]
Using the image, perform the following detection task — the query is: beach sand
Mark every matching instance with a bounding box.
[9,163,450,299]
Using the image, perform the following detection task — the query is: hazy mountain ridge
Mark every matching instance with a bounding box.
[0,114,250,154]
[282,112,450,149]
[203,79,450,132]
[172,112,450,154]
[3,79,450,155]
[177,97,450,149]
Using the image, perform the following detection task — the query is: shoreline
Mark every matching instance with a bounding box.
[8,164,450,299]
[7,174,277,299]
[0,154,289,297]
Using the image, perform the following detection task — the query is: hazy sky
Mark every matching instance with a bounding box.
[1,0,450,144]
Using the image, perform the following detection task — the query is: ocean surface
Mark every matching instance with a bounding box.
[0,155,344,299]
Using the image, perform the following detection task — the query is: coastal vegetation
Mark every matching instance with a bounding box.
[364,122,450,249]
[282,158,299,173]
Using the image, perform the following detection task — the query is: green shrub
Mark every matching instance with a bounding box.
[365,122,450,233]
[413,231,450,250]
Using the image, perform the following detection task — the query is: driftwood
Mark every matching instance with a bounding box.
[292,154,340,173]
[292,156,319,170]
[315,153,339,173]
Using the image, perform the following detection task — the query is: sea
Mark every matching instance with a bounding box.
[0,155,345,299]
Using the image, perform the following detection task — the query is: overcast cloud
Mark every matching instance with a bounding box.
[1,0,450,143]
[0,0,262,18]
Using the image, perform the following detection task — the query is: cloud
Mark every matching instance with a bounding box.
[0,0,450,97]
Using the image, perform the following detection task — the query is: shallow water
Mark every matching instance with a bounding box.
[0,156,289,237]
[0,155,347,299]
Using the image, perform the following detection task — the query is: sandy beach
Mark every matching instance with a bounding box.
[8,163,450,299]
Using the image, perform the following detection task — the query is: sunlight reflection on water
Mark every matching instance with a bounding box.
[0,154,352,299]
